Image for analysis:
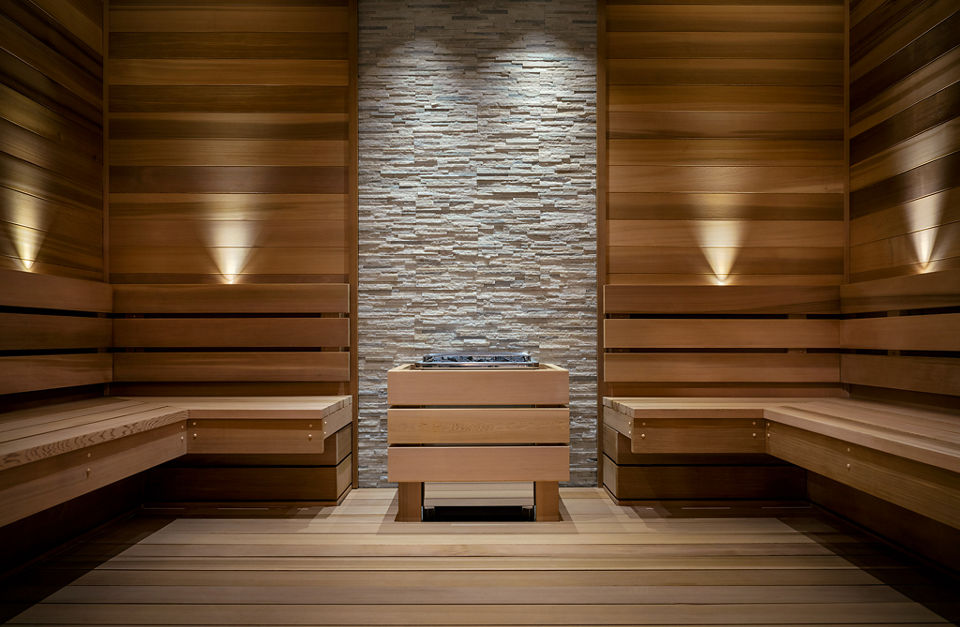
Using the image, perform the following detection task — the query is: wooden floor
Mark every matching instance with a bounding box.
[1,485,958,625]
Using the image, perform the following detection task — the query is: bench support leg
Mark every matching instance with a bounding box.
[535,481,560,521]
[396,481,423,522]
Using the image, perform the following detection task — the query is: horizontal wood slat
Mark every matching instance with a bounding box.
[604,353,839,384]
[146,454,351,502]
[842,313,960,351]
[604,285,840,313]
[109,140,347,166]
[0,269,112,312]
[608,192,843,221]
[766,422,960,529]
[609,166,844,193]
[607,31,842,60]
[607,220,843,248]
[109,32,349,60]
[387,365,569,407]
[608,111,843,139]
[113,318,349,349]
[0,353,112,395]
[605,5,844,33]
[108,60,349,86]
[840,354,960,397]
[604,319,840,349]
[0,314,110,350]
[609,85,843,113]
[387,408,570,445]
[607,59,843,86]
[113,352,350,383]
[110,245,346,276]
[608,139,843,165]
[109,166,346,194]
[109,6,349,33]
[388,446,570,483]
[839,268,960,312]
[113,284,350,314]
[0,423,184,528]
[603,456,805,501]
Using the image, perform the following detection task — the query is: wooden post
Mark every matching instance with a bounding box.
[396,481,423,522]
[534,481,560,521]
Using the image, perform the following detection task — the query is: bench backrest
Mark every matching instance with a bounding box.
[841,268,960,406]
[111,283,351,396]
[602,284,843,397]
[0,269,113,407]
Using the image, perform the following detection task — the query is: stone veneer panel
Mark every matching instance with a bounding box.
[358,0,597,486]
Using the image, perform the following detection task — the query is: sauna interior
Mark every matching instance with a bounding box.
[1,0,959,624]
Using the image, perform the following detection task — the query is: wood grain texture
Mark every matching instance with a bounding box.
[145,455,351,503]
[388,446,570,483]
[604,353,839,384]
[113,352,350,383]
[109,59,348,86]
[604,284,841,313]
[387,364,570,407]
[842,313,960,351]
[606,4,844,33]
[840,354,960,397]
[604,319,840,349]
[839,268,960,312]
[766,422,960,528]
[0,268,111,311]
[113,283,350,314]
[0,314,111,350]
[0,354,112,395]
[846,1,960,291]
[388,408,570,445]
[603,456,805,500]
[0,0,104,288]
[0,403,187,470]
[113,318,349,349]
[109,5,349,33]
[0,423,184,528]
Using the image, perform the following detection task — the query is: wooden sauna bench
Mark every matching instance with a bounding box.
[0,395,352,526]
[603,397,960,528]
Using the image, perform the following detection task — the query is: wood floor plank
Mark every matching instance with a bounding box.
[8,602,946,625]
[5,488,952,627]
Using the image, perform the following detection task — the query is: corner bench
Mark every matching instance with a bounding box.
[0,395,352,527]
[603,397,960,529]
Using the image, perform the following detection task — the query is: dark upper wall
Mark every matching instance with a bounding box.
[0,0,104,281]
[848,0,960,281]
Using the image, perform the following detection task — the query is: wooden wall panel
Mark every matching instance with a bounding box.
[597,0,845,486]
[105,0,358,436]
[848,2,959,282]
[0,0,103,281]
[601,0,845,288]
[107,0,353,285]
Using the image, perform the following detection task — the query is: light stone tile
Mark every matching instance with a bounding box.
[359,0,597,487]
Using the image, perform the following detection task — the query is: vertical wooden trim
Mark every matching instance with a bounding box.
[842,0,850,287]
[396,482,422,522]
[348,0,360,488]
[595,0,608,488]
[102,0,109,285]
[535,480,561,521]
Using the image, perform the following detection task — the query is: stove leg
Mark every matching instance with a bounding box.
[534,481,560,521]
[396,481,423,522]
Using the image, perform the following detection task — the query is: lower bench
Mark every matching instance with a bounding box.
[603,396,960,530]
[0,395,353,527]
